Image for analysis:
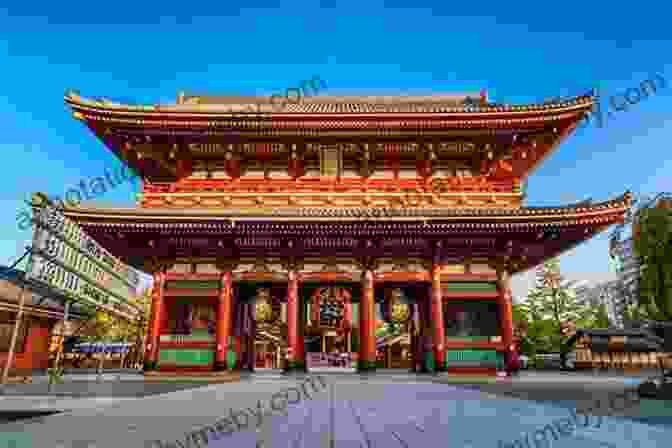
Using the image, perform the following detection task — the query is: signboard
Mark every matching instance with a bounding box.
[307,352,352,368]
[26,202,143,320]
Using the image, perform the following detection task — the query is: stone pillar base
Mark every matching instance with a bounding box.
[213,361,228,371]
[357,360,377,372]
[143,360,158,371]
[283,361,306,373]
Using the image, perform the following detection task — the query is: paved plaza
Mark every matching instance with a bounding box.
[0,371,670,447]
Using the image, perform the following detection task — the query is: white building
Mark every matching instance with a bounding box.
[615,238,639,306]
[573,279,626,328]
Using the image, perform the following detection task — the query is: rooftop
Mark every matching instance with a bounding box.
[65,90,595,115]
[58,192,630,222]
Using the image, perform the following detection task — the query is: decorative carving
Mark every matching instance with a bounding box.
[387,288,411,323]
[252,258,271,272]
[280,256,304,272]
[215,258,239,273]
[355,256,379,272]
[358,144,375,177]
[288,143,305,178]
[420,259,434,272]
[253,288,275,323]
[143,257,175,274]
[391,261,409,272]
[310,286,350,330]
[321,257,341,272]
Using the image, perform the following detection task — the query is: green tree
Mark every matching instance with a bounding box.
[86,289,151,343]
[634,206,672,320]
[523,258,593,353]
[590,303,610,328]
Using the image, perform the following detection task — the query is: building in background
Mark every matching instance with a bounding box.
[615,238,639,308]
[573,279,628,328]
[0,266,86,374]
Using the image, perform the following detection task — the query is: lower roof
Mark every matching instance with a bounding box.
[61,193,630,225]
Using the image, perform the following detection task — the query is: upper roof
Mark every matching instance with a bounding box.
[65,89,596,182]
[65,90,594,116]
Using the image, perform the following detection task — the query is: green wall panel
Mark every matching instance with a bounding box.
[445,336,491,341]
[445,349,504,368]
[159,349,214,366]
[165,280,220,289]
[160,329,214,342]
[445,282,497,293]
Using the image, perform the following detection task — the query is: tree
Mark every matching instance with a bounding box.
[86,288,151,343]
[634,206,672,320]
[590,303,610,329]
[522,258,593,353]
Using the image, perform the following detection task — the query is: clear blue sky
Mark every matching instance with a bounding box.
[1,2,670,298]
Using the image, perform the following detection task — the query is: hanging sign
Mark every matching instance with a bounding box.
[26,202,143,320]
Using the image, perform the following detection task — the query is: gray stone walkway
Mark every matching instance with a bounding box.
[1,373,670,448]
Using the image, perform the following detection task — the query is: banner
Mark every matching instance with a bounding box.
[26,202,144,320]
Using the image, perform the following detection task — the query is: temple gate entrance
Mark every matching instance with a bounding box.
[304,285,356,372]
[235,282,287,372]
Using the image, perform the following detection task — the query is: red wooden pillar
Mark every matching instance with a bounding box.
[431,264,446,371]
[344,300,353,354]
[286,270,304,370]
[215,272,233,371]
[496,266,515,369]
[296,274,305,367]
[234,336,242,369]
[359,270,377,371]
[145,271,165,370]
[175,158,193,180]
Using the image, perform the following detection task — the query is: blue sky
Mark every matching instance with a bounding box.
[0,1,670,298]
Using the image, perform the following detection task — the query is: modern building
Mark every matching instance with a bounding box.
[616,238,639,307]
[49,89,629,375]
[573,278,628,328]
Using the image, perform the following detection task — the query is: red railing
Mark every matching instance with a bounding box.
[142,176,517,195]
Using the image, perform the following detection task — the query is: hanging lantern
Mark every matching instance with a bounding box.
[254,288,274,323]
[388,288,410,323]
[313,287,345,329]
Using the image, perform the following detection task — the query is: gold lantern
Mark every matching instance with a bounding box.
[388,288,410,323]
[254,288,274,323]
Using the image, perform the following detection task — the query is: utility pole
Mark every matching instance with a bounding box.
[53,301,71,370]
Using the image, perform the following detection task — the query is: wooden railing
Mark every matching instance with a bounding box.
[142,176,518,195]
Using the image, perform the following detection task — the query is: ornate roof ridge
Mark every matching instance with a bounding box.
[64,91,595,115]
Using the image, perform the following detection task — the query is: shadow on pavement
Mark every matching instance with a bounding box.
[0,381,213,398]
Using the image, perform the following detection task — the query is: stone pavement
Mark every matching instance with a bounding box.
[1,372,671,448]
[0,378,213,399]
[0,395,138,413]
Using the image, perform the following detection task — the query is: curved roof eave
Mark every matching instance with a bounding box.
[59,192,630,224]
[64,92,595,120]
